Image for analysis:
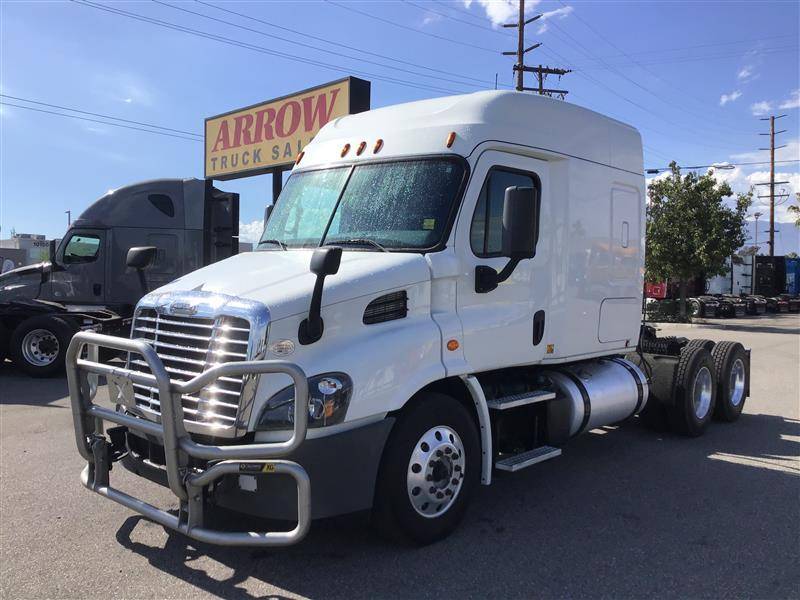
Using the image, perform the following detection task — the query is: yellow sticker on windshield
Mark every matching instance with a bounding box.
[423,218,436,230]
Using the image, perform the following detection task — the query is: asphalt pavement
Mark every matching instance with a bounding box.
[1,314,798,599]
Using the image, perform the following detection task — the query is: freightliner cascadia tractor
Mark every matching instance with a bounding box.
[65,91,751,547]
[0,178,238,376]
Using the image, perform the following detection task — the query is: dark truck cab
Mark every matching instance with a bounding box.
[0,178,239,376]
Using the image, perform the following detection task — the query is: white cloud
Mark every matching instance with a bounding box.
[239,220,264,244]
[779,89,800,110]
[421,11,443,26]
[731,138,800,163]
[719,90,742,106]
[465,0,543,28]
[750,100,773,116]
[737,66,755,82]
[535,5,572,34]
[537,22,548,34]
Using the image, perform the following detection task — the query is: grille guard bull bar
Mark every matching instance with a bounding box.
[66,331,311,547]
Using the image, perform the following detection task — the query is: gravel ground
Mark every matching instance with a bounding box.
[1,313,798,599]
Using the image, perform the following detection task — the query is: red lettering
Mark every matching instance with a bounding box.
[254,108,276,142]
[211,121,231,152]
[276,101,301,137]
[303,89,340,132]
[232,114,254,147]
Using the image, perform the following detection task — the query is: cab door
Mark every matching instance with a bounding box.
[454,151,548,371]
[49,229,106,304]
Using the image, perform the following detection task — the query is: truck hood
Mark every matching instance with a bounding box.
[151,250,431,320]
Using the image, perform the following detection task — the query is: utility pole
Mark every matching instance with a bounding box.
[757,114,787,256]
[753,211,762,251]
[502,0,570,98]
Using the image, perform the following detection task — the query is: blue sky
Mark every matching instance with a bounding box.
[1,0,798,251]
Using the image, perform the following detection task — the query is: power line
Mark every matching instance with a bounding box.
[196,0,497,88]
[153,0,483,91]
[325,0,499,53]
[0,94,202,137]
[72,0,473,96]
[0,101,202,142]
[645,159,800,173]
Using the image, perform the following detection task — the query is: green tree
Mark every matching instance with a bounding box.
[646,162,752,319]
[788,195,799,228]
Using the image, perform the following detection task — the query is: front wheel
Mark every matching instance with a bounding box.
[372,393,480,545]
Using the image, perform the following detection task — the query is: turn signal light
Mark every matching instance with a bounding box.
[447,339,460,351]
[373,138,384,154]
[341,143,351,157]
[446,131,456,148]
[356,141,367,156]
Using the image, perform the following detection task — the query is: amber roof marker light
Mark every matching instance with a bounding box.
[356,141,367,156]
[295,151,305,165]
[341,143,351,157]
[446,131,456,148]
[373,138,384,154]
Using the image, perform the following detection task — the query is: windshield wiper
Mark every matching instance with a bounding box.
[326,238,388,252]
[257,239,287,250]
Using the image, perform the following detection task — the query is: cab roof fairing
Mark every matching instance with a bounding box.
[295,90,643,175]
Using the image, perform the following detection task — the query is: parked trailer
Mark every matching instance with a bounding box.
[65,91,751,547]
[0,179,238,376]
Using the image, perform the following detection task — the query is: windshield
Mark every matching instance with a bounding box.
[258,158,465,251]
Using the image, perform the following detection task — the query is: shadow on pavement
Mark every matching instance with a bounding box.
[0,361,69,407]
[112,412,800,599]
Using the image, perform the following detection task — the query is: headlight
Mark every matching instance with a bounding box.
[256,372,352,431]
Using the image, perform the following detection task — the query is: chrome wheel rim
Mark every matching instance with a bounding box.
[21,328,59,367]
[407,426,465,519]
[729,358,746,407]
[692,366,713,420]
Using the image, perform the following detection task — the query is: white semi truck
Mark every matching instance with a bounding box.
[66,91,750,546]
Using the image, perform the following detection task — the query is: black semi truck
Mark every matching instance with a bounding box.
[0,178,239,376]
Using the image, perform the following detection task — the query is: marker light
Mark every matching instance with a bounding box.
[447,339,460,351]
[341,143,351,157]
[446,131,456,148]
[373,138,384,154]
[295,151,305,165]
[356,141,367,156]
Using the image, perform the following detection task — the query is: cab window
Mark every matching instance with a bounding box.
[470,168,538,257]
[63,234,101,263]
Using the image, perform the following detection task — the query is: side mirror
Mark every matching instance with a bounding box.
[502,186,538,260]
[127,246,157,295]
[475,186,538,293]
[126,246,157,270]
[48,239,61,271]
[299,247,343,345]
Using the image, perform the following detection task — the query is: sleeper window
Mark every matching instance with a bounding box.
[470,169,537,257]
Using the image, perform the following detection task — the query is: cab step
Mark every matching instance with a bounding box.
[495,446,561,472]
[486,390,556,411]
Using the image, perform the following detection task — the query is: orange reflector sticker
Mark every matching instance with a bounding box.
[447,339,460,351]
[341,143,351,157]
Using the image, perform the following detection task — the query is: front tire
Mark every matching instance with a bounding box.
[9,315,76,377]
[372,393,480,545]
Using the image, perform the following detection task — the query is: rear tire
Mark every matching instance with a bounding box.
[683,338,715,352]
[372,393,480,545]
[9,315,76,377]
[668,346,716,437]
[711,341,748,422]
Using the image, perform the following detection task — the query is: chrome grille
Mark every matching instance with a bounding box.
[128,308,251,429]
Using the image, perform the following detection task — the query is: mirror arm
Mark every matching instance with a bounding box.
[298,274,328,345]
[475,257,523,294]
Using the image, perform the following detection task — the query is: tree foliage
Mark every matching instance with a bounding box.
[646,163,751,317]
[646,163,752,281]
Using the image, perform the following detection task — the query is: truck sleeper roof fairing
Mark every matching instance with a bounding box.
[299,90,643,175]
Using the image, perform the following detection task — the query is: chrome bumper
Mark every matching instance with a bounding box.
[66,331,311,547]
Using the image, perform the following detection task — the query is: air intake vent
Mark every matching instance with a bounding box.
[363,291,408,325]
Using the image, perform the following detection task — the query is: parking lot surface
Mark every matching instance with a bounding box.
[1,314,798,599]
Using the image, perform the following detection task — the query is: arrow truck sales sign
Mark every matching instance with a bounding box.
[205,77,370,180]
